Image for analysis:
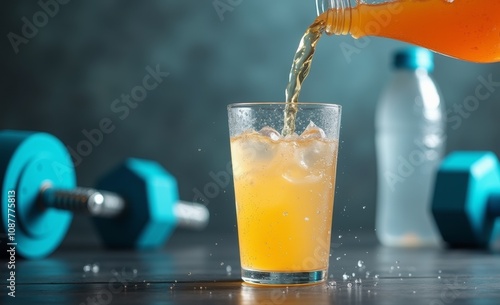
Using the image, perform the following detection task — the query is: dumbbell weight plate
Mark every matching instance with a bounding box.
[0,131,76,259]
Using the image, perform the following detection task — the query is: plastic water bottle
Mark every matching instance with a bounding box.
[375,48,445,247]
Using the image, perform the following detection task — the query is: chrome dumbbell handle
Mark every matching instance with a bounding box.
[42,187,125,218]
[174,201,210,230]
[41,187,209,229]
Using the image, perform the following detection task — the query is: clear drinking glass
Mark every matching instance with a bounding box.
[228,102,342,285]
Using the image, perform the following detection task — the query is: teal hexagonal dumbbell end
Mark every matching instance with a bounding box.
[94,158,180,249]
[432,151,500,248]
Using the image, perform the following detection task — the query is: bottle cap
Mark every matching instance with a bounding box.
[394,47,434,72]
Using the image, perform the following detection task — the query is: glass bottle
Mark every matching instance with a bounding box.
[315,0,500,63]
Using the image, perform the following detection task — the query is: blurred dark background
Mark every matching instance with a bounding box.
[1,0,500,247]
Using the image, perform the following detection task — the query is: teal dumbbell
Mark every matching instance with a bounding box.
[431,151,500,248]
[0,130,209,259]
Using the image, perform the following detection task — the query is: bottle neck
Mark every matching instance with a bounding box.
[316,0,352,35]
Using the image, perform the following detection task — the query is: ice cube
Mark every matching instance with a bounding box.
[297,140,332,170]
[259,126,281,141]
[230,131,277,177]
[235,132,275,163]
[282,168,322,184]
[284,132,299,140]
[300,121,326,139]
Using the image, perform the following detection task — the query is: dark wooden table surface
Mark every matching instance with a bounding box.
[3,231,500,304]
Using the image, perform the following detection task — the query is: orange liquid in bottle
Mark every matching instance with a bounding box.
[325,0,500,63]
